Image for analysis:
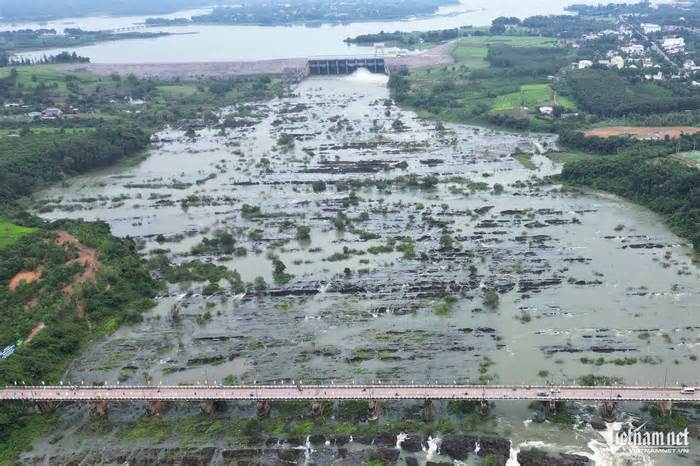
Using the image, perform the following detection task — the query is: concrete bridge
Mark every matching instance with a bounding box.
[1,384,697,401]
[6,384,694,420]
[3,384,697,404]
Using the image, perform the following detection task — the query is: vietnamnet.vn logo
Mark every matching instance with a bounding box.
[614,423,690,454]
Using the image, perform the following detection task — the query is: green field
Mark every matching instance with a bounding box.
[449,35,560,69]
[156,83,199,97]
[492,83,552,111]
[0,127,95,138]
[544,151,596,165]
[450,44,489,69]
[0,221,38,248]
[453,35,561,48]
[678,150,700,163]
[491,83,578,112]
[0,65,103,96]
[513,153,537,170]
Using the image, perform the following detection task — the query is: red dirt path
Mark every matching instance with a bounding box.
[584,126,700,139]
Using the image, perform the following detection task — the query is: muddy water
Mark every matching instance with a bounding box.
[32,72,699,464]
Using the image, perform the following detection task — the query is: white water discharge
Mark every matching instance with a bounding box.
[346,68,389,85]
[396,432,408,449]
[295,436,316,466]
[423,435,441,461]
[585,422,656,466]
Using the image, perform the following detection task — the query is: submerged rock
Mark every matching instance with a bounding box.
[440,434,476,460]
[477,436,510,463]
[400,434,423,452]
[518,448,589,465]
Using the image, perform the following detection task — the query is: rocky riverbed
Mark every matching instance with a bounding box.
[25,71,700,465]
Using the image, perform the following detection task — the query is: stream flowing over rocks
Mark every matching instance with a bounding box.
[25,72,700,465]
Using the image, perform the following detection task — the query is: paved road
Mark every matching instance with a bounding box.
[2,385,698,402]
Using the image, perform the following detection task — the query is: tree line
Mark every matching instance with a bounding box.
[0,123,150,204]
[560,148,700,249]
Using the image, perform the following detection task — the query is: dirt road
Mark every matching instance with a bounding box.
[584,126,700,139]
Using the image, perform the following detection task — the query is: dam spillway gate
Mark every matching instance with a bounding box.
[307,57,386,75]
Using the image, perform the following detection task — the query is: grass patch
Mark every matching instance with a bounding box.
[0,65,103,96]
[678,150,700,163]
[492,83,552,111]
[491,83,576,112]
[156,84,200,97]
[0,412,58,466]
[544,151,595,165]
[513,153,536,170]
[122,416,174,443]
[453,35,560,49]
[0,221,37,248]
[0,128,96,139]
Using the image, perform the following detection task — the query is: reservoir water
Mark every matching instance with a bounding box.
[6,0,650,63]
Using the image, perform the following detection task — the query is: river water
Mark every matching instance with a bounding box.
[5,0,652,63]
[28,71,699,464]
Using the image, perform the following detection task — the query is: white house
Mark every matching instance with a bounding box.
[683,59,699,71]
[662,37,685,53]
[641,23,661,34]
[577,60,593,69]
[621,44,645,56]
[610,56,625,69]
[538,106,554,116]
[41,107,62,119]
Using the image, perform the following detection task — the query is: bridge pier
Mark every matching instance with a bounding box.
[657,400,673,417]
[91,400,108,417]
[368,400,381,421]
[34,401,54,414]
[311,400,326,418]
[256,400,271,418]
[479,399,490,417]
[599,401,617,421]
[544,399,561,417]
[145,400,162,416]
[200,400,216,416]
[423,399,436,422]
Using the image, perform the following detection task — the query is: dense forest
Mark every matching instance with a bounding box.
[562,69,700,118]
[0,123,150,204]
